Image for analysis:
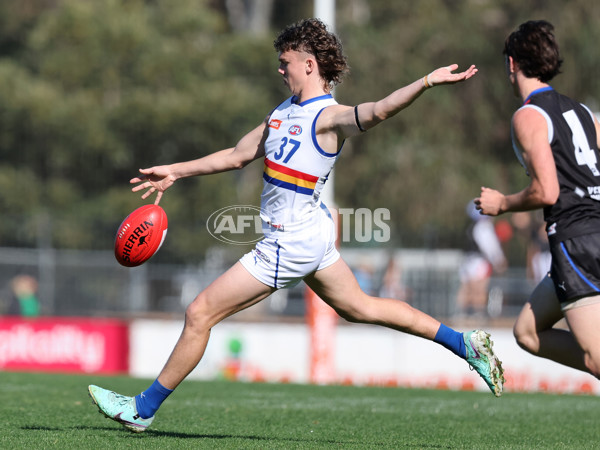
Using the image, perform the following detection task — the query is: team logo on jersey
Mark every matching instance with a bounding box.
[288,125,302,136]
[269,119,282,129]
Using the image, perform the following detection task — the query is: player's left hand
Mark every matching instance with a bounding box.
[427,64,478,86]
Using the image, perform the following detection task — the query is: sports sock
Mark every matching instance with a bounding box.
[433,323,466,358]
[135,379,173,419]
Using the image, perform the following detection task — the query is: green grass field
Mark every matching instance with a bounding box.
[0,371,598,449]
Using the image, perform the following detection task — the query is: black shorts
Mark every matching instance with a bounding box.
[550,232,600,303]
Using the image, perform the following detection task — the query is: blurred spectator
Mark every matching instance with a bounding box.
[378,255,411,301]
[456,202,507,317]
[507,211,533,265]
[527,217,551,281]
[8,275,40,317]
[509,211,551,281]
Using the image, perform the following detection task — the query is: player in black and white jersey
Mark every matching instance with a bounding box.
[475,20,600,379]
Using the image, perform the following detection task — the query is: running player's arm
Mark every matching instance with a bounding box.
[323,64,478,139]
[131,119,269,204]
[476,107,559,216]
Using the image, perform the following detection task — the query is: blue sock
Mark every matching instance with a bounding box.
[433,324,466,358]
[135,379,173,419]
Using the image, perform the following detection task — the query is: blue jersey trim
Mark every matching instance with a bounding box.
[523,86,554,105]
[298,93,333,107]
[274,240,281,288]
[319,201,333,220]
[311,107,344,158]
[560,242,600,292]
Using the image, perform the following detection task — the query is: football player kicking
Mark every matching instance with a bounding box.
[89,18,504,433]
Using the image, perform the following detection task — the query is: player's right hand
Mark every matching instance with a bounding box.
[130,166,176,205]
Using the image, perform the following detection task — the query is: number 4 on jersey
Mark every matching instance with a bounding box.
[563,109,600,176]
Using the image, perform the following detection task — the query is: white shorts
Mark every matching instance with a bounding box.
[239,207,340,289]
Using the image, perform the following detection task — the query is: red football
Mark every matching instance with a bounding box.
[114,204,168,267]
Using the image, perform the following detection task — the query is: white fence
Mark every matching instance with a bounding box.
[0,246,533,319]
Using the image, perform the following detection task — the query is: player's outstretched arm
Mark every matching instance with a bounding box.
[332,65,478,138]
[365,64,477,129]
[130,121,268,204]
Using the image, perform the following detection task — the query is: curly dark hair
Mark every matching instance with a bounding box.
[274,18,349,88]
[503,20,562,83]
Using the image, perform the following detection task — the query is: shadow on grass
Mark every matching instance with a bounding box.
[146,428,345,444]
[21,426,63,431]
[21,425,450,448]
[22,424,356,446]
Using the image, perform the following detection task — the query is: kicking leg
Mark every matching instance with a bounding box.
[305,258,504,396]
[305,258,441,337]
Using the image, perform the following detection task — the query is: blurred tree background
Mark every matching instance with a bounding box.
[0,0,598,263]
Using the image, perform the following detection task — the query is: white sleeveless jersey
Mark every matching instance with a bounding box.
[261,94,342,227]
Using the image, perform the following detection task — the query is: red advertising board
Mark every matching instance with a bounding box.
[0,317,129,374]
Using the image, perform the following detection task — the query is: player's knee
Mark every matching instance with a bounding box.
[513,321,538,354]
[184,294,214,330]
[332,304,361,323]
[340,310,368,324]
[334,299,375,324]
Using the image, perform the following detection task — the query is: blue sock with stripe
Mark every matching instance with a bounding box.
[134,379,173,419]
[434,323,466,358]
